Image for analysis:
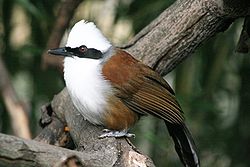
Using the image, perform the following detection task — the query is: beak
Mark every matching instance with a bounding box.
[48,47,72,57]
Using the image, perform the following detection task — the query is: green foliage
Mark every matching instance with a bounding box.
[0,0,62,135]
[0,0,250,166]
[116,0,175,33]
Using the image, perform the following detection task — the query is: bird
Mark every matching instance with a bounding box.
[48,20,200,167]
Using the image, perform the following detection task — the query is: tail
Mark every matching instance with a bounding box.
[165,121,200,167]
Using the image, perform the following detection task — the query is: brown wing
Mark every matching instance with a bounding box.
[102,49,184,124]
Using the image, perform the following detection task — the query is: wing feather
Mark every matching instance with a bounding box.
[102,49,184,124]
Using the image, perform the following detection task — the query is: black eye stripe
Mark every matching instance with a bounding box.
[65,45,87,52]
[65,47,71,52]
[64,46,103,59]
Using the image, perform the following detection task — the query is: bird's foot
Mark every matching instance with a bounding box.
[99,129,135,138]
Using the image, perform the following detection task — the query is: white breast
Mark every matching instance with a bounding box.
[64,57,112,125]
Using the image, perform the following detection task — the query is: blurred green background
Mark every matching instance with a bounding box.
[0,0,250,166]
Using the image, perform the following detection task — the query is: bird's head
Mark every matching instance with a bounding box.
[48,20,112,60]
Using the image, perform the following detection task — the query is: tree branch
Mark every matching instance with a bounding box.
[34,88,155,166]
[124,0,249,75]
[0,129,154,166]
[1,0,250,166]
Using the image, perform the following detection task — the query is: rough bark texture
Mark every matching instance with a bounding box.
[0,89,155,167]
[1,133,145,167]
[0,132,154,167]
[125,0,250,75]
[1,0,250,166]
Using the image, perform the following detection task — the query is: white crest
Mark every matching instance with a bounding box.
[66,20,112,53]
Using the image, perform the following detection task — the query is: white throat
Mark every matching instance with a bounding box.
[64,57,112,125]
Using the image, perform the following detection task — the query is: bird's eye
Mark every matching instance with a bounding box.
[79,45,87,52]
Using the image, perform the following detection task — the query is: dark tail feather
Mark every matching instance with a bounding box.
[165,121,200,167]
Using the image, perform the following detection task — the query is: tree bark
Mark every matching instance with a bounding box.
[0,133,154,167]
[1,0,250,166]
[0,133,84,167]
[125,0,250,75]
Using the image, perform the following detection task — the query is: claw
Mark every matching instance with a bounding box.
[99,129,135,138]
[102,129,111,132]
